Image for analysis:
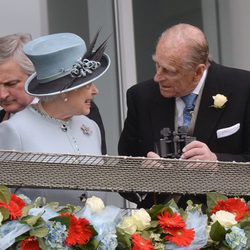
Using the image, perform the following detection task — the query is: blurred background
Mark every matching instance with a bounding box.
[0,0,249,155]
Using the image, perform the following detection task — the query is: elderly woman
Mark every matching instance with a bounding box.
[0,32,110,205]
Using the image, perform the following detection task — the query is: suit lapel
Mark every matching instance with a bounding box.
[149,92,175,140]
[0,109,6,122]
[194,62,232,142]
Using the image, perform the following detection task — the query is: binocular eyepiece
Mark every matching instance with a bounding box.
[154,127,196,158]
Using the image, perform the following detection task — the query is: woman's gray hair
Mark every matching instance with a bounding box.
[0,33,34,75]
[37,95,59,102]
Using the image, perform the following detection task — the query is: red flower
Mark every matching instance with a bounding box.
[20,237,40,250]
[61,213,93,246]
[131,233,154,250]
[157,211,185,229]
[0,194,25,220]
[165,228,195,246]
[211,198,249,221]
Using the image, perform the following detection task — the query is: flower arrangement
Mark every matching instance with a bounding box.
[0,185,249,250]
[211,94,228,109]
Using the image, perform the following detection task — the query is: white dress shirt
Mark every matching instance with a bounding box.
[176,69,208,126]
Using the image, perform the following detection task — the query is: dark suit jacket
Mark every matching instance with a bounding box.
[87,101,107,155]
[0,101,107,154]
[118,61,250,207]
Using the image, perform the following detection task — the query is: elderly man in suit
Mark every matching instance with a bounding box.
[0,33,107,154]
[118,23,250,208]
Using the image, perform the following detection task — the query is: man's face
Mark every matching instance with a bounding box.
[0,59,33,113]
[153,40,198,98]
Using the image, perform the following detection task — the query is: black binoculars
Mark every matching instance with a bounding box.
[154,127,196,159]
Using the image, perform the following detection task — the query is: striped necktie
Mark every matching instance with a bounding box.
[181,93,197,128]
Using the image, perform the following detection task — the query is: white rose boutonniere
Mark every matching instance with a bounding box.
[212,94,228,108]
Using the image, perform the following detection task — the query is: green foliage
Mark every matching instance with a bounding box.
[79,238,99,250]
[30,225,49,238]
[206,192,228,213]
[148,204,173,220]
[0,185,11,203]
[0,207,9,221]
[58,204,79,214]
[20,214,43,226]
[38,238,48,250]
[210,221,227,242]
[0,185,11,221]
[49,215,71,228]
[116,227,131,250]
[240,217,250,250]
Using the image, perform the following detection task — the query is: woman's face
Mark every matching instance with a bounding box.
[67,82,99,115]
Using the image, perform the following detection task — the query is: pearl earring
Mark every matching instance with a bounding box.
[64,97,68,102]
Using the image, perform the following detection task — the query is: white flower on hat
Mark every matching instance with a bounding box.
[212,94,228,108]
[85,196,105,213]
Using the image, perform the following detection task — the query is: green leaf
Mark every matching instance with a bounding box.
[0,185,11,203]
[49,215,71,228]
[218,241,231,250]
[30,226,49,238]
[239,216,250,228]
[0,207,9,221]
[15,234,30,242]
[57,204,77,214]
[116,227,131,250]
[150,220,159,228]
[148,204,172,220]
[242,225,250,249]
[33,196,47,207]
[210,221,227,241]
[45,201,60,210]
[80,238,99,250]
[38,238,48,250]
[141,230,151,239]
[207,192,228,213]
[22,204,34,217]
[20,214,42,226]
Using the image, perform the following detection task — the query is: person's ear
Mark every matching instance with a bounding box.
[61,93,68,102]
[193,64,206,83]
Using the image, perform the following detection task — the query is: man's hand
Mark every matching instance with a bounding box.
[147,151,161,158]
[181,140,217,161]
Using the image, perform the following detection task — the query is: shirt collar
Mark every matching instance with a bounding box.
[192,68,208,95]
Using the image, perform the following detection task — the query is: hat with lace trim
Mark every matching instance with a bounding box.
[24,31,110,96]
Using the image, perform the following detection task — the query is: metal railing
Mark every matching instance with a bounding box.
[0,150,249,196]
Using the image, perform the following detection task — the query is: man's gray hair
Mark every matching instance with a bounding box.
[159,23,209,71]
[0,33,34,75]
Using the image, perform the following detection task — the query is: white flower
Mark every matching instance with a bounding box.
[85,196,105,213]
[131,208,151,231]
[211,210,237,228]
[117,216,137,235]
[0,212,3,225]
[212,94,228,108]
[117,209,151,235]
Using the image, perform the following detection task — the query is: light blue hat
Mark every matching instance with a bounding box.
[24,32,110,96]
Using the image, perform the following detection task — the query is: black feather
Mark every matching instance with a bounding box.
[83,29,111,62]
[82,28,102,60]
[90,35,110,61]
